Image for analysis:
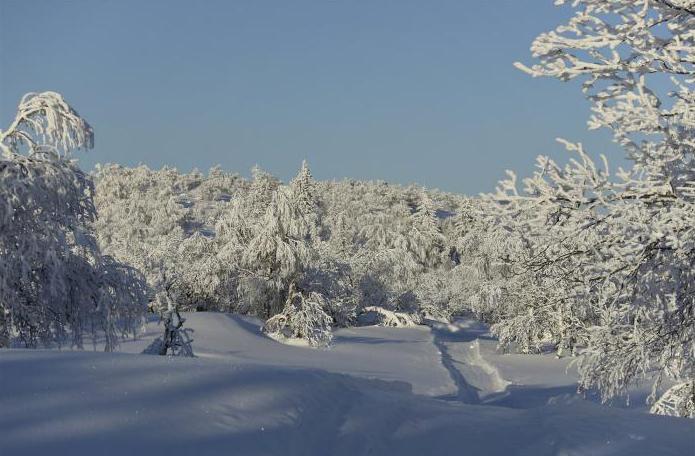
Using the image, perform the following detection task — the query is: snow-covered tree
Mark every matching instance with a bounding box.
[98,255,150,351]
[144,271,194,357]
[93,165,189,292]
[289,160,322,241]
[408,189,445,269]
[246,165,280,218]
[487,0,695,416]
[175,233,234,311]
[651,380,695,418]
[93,164,246,312]
[92,157,464,341]
[0,92,147,349]
[316,179,463,325]
[237,186,311,318]
[263,282,333,348]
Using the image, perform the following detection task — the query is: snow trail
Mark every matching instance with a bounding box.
[428,321,480,403]
[428,319,511,404]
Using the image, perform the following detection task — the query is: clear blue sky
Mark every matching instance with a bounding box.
[0,0,623,194]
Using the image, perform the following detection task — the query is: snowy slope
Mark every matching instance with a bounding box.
[1,314,694,456]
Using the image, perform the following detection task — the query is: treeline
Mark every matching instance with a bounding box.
[1,0,692,418]
[92,162,472,342]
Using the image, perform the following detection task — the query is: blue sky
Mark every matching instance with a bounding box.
[0,0,623,194]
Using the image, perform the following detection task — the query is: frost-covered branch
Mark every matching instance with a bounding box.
[475,0,695,417]
[0,92,93,157]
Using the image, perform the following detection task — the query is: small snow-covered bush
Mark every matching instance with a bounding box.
[144,290,194,357]
[359,306,422,328]
[263,285,333,348]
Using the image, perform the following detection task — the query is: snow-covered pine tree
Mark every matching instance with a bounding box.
[239,185,311,318]
[219,163,342,344]
[246,165,280,218]
[289,160,322,241]
[408,189,445,269]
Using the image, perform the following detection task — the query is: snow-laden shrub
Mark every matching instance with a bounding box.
[300,256,357,328]
[263,285,333,348]
[359,306,422,328]
[144,291,194,357]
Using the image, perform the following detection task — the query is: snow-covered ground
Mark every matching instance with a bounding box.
[1,314,693,455]
[118,313,454,397]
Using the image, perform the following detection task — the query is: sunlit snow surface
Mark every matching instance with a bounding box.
[1,314,693,455]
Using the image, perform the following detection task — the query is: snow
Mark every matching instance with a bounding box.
[1,314,693,455]
[119,313,454,396]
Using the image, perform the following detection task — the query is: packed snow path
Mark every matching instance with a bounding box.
[2,313,693,455]
[428,319,510,404]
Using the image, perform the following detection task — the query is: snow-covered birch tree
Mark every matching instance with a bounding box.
[0,92,147,349]
[488,0,694,416]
